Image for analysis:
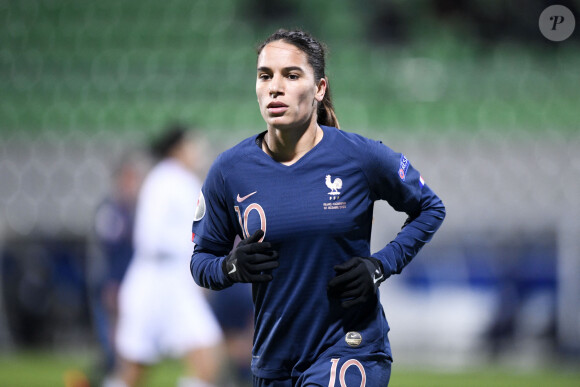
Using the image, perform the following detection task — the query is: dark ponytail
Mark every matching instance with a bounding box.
[318,80,339,129]
[257,29,340,129]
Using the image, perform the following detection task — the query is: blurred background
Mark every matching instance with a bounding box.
[1,0,579,385]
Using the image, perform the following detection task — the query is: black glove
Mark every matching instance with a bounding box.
[327,256,384,308]
[222,229,279,283]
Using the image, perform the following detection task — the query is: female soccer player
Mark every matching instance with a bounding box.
[191,29,445,386]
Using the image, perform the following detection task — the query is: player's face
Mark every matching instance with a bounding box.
[256,41,326,130]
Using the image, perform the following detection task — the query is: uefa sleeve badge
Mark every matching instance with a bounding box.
[193,190,206,221]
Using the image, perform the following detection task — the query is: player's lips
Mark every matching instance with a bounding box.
[267,101,288,114]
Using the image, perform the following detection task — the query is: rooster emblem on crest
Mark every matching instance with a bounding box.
[325,175,342,196]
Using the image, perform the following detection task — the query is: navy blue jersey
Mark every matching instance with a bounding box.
[191,126,445,379]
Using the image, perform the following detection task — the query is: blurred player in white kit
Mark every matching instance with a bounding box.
[108,124,223,387]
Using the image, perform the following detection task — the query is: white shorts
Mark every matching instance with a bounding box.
[116,257,223,364]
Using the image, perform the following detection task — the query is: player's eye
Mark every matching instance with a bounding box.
[258,73,271,80]
[288,73,299,80]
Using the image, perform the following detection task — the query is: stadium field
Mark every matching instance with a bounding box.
[0,351,578,387]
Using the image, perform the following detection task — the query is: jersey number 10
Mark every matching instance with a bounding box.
[328,358,366,387]
[234,204,267,242]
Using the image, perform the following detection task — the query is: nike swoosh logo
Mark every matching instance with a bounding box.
[228,263,237,275]
[373,269,384,284]
[236,191,257,203]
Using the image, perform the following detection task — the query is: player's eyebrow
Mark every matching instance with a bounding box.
[257,66,305,73]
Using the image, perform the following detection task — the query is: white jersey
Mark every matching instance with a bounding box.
[117,158,222,363]
[133,158,199,262]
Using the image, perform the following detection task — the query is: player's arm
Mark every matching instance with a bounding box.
[328,141,445,308]
[191,243,233,290]
[327,185,444,308]
[190,156,279,290]
[372,182,445,277]
[367,142,445,277]
[190,156,237,290]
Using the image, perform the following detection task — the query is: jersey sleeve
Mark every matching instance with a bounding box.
[190,155,236,290]
[363,140,446,277]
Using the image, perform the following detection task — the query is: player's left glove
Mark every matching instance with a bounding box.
[327,256,385,308]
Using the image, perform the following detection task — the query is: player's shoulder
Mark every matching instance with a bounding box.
[205,133,262,183]
[323,126,396,162]
[213,133,260,166]
[325,125,382,147]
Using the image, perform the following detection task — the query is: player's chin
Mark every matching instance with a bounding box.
[260,112,280,125]
[267,115,313,131]
[266,116,295,130]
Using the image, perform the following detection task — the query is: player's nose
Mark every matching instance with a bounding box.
[269,74,284,96]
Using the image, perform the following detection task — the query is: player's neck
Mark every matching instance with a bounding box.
[263,123,322,166]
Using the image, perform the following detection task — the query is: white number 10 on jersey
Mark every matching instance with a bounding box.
[234,204,267,241]
[328,358,366,387]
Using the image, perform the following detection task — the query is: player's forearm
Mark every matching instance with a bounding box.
[373,186,445,277]
[190,249,234,290]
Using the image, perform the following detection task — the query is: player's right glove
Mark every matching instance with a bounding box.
[222,229,279,283]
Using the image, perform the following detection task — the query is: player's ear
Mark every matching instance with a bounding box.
[315,77,327,102]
